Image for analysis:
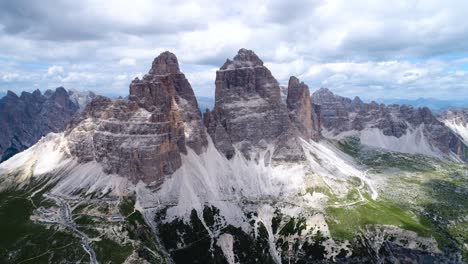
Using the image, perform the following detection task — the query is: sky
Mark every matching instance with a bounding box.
[1,0,468,101]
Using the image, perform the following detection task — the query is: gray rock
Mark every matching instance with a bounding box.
[286,76,321,141]
[205,49,306,161]
[0,88,79,162]
[312,88,467,160]
[67,51,208,184]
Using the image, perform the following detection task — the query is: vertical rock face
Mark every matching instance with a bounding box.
[67,51,207,184]
[312,88,467,160]
[205,49,302,160]
[286,76,321,141]
[0,88,79,162]
[129,51,207,154]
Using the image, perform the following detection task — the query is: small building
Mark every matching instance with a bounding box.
[109,214,124,222]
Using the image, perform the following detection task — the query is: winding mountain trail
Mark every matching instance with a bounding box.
[45,193,98,264]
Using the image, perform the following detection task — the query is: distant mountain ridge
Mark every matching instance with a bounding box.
[0,87,95,162]
[375,97,468,113]
[312,88,466,161]
[196,96,214,112]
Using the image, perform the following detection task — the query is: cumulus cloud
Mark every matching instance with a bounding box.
[0,0,467,100]
[47,65,64,76]
[1,73,20,82]
[118,57,136,66]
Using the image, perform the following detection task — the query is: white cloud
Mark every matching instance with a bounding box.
[0,0,467,99]
[114,74,128,81]
[61,72,95,82]
[1,73,20,82]
[118,57,136,66]
[47,65,64,76]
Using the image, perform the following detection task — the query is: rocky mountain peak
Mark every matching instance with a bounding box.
[286,76,321,140]
[6,90,18,99]
[19,91,33,100]
[32,89,42,98]
[148,51,181,75]
[315,87,333,95]
[220,48,264,70]
[0,87,80,162]
[352,96,363,104]
[288,76,301,88]
[208,51,306,161]
[68,51,207,184]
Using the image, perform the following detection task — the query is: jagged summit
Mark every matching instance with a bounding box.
[6,90,18,99]
[287,76,321,141]
[207,51,313,160]
[220,48,264,70]
[68,51,207,184]
[0,87,80,162]
[148,51,181,75]
[312,88,466,160]
[287,76,302,88]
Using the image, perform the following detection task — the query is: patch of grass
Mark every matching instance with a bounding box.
[447,221,468,260]
[119,196,136,216]
[325,197,431,241]
[93,238,133,263]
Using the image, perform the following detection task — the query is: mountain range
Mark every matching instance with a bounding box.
[0,88,96,162]
[0,49,467,264]
[376,98,468,113]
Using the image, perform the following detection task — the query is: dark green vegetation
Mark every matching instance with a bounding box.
[156,206,275,264]
[93,238,133,264]
[0,171,169,264]
[273,211,330,263]
[119,196,171,263]
[0,188,86,263]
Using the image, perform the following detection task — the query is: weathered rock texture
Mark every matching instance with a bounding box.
[67,51,207,184]
[204,49,316,161]
[286,76,321,141]
[439,108,468,126]
[439,108,468,146]
[0,88,79,162]
[313,88,466,160]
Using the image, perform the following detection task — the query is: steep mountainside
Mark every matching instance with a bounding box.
[67,51,207,185]
[0,88,80,162]
[0,50,466,264]
[439,108,468,145]
[287,76,321,141]
[204,49,320,161]
[312,88,466,160]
